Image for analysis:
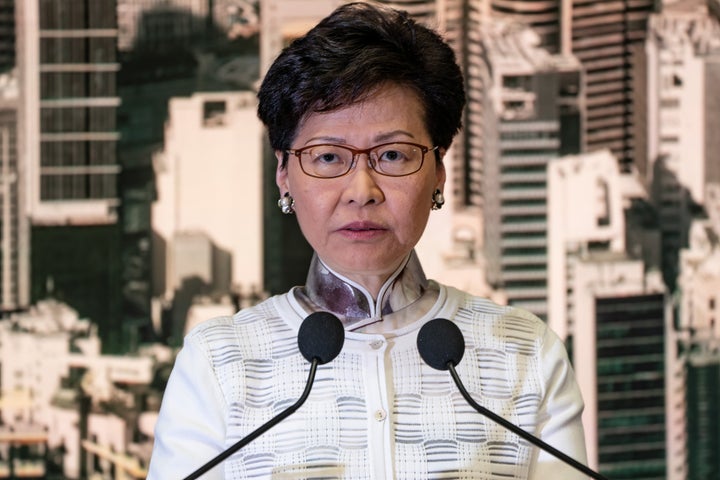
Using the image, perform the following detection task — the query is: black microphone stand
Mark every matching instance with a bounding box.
[183,358,320,480]
[447,362,609,480]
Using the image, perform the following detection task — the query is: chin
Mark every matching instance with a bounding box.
[335,256,404,278]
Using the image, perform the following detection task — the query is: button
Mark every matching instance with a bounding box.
[374,409,387,422]
[369,340,384,349]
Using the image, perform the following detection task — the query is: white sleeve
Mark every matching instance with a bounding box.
[147,334,228,480]
[529,327,589,480]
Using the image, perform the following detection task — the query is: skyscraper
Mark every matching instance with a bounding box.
[0,88,26,312]
[19,1,120,217]
[675,187,720,479]
[16,0,123,350]
[0,0,26,313]
[152,91,264,342]
[482,21,582,319]
[118,0,261,334]
[546,149,633,342]
[645,4,720,288]
[593,293,667,479]
[569,243,667,479]
[546,148,668,477]
[563,0,657,168]
[486,1,657,168]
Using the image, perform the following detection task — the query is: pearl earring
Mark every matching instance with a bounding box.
[431,189,445,210]
[278,192,295,214]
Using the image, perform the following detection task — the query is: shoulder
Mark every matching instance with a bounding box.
[442,288,573,401]
[175,294,301,402]
[183,294,295,357]
[443,286,550,355]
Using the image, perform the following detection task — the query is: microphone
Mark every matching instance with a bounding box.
[183,312,345,480]
[417,318,609,480]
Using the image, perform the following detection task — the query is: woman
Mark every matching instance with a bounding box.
[148,3,588,479]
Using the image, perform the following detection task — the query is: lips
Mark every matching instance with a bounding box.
[337,221,388,240]
[340,221,386,232]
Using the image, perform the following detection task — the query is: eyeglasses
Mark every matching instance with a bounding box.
[287,142,438,179]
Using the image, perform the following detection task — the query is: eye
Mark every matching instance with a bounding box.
[378,148,409,162]
[308,146,348,164]
[316,152,342,163]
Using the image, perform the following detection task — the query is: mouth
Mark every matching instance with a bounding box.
[337,222,388,240]
[340,221,386,232]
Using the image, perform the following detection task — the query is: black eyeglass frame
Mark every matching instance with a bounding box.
[286,141,439,179]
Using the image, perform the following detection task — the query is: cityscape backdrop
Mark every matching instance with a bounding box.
[0,0,719,479]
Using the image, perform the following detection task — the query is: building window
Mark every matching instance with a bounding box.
[203,100,227,127]
[596,179,610,226]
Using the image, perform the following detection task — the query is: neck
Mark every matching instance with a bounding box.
[334,269,399,300]
[295,251,432,331]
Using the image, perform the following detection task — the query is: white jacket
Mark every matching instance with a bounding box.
[149,280,587,479]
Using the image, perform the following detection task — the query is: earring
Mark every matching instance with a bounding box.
[431,189,445,210]
[278,192,295,214]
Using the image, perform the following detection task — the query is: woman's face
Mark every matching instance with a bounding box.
[276,84,446,294]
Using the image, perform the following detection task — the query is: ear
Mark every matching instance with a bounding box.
[434,150,447,193]
[275,150,289,194]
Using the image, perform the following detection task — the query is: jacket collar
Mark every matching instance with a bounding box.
[295,250,431,331]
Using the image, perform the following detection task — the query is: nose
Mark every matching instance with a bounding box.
[341,154,384,206]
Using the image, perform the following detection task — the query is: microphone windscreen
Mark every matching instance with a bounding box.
[417,318,465,370]
[297,312,345,365]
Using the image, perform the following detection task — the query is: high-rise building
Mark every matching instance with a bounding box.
[674,187,720,480]
[117,0,212,345]
[683,362,720,480]
[563,0,657,168]
[569,249,667,479]
[16,0,124,351]
[482,21,582,319]
[546,149,668,478]
[486,1,657,169]
[0,0,25,313]
[459,1,489,210]
[152,91,264,342]
[547,149,632,341]
[645,4,720,289]
[118,0,261,333]
[0,85,27,312]
[592,292,668,479]
[18,0,120,220]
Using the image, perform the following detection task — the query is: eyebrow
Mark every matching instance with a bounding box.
[303,130,417,146]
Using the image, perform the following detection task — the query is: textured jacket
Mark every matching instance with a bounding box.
[149,279,587,479]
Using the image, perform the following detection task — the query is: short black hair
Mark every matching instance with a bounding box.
[257,2,466,163]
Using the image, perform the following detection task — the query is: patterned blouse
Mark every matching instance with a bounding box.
[148,252,587,479]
